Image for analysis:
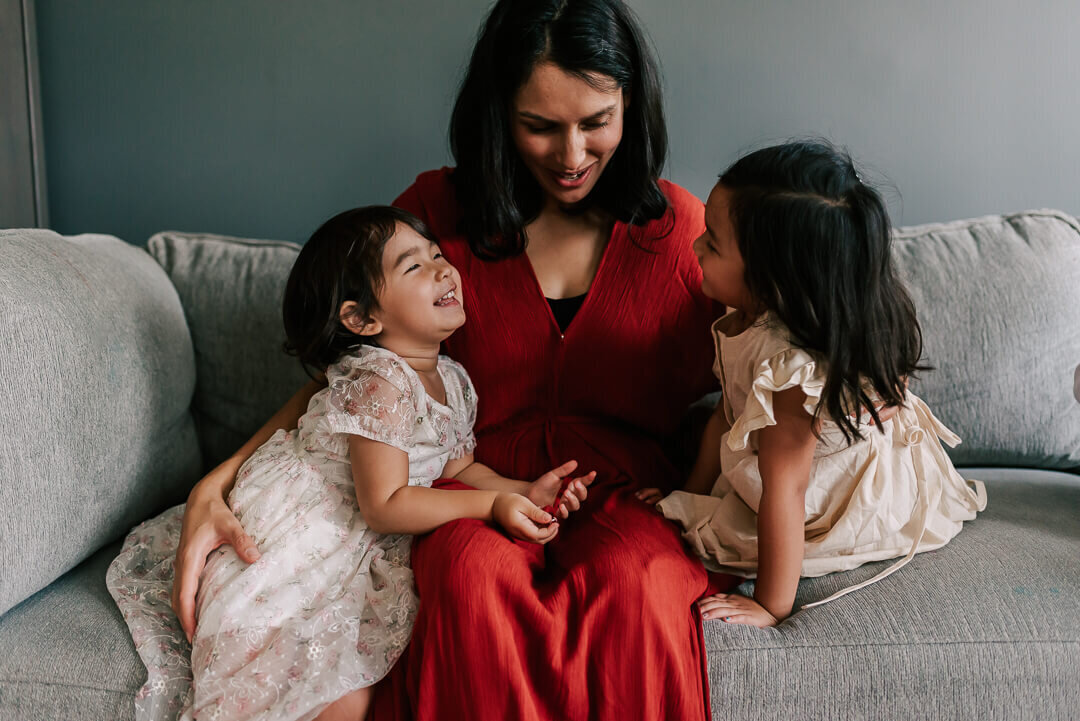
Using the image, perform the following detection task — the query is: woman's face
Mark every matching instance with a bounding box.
[510,61,626,208]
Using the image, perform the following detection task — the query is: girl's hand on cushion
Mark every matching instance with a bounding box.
[526,460,596,519]
[635,487,664,506]
[698,592,779,628]
[492,492,560,544]
[171,473,261,642]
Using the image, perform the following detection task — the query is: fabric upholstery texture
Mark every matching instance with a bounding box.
[146,232,308,471]
[704,471,1080,721]
[0,230,200,616]
[893,210,1080,469]
[1,474,1074,721]
[0,542,141,721]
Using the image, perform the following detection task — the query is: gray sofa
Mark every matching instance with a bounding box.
[1,211,1078,721]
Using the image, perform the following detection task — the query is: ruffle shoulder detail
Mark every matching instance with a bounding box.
[727,346,825,452]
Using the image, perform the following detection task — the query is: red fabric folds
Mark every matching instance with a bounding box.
[371,169,735,720]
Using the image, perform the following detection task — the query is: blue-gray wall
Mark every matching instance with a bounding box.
[36,0,1080,244]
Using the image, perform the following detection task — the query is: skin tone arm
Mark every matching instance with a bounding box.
[350,436,560,541]
[697,387,817,626]
[171,378,324,641]
[445,455,595,520]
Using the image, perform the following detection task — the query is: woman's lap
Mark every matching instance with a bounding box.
[380,478,731,721]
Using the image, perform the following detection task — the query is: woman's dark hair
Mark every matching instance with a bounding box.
[720,141,929,442]
[450,0,669,259]
[282,205,436,375]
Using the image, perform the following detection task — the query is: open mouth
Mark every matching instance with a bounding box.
[551,164,594,188]
[434,288,458,307]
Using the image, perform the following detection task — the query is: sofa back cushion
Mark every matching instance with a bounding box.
[147,210,1080,479]
[147,232,308,471]
[894,210,1080,469]
[0,230,201,616]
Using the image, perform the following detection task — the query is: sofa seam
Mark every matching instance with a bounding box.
[0,676,135,696]
[713,638,1080,653]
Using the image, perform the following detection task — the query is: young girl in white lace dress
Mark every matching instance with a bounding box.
[637,142,985,627]
[107,206,594,721]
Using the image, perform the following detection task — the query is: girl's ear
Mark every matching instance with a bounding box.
[339,301,382,337]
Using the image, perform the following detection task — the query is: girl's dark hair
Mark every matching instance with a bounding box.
[282,205,436,375]
[720,141,929,442]
[450,0,669,259]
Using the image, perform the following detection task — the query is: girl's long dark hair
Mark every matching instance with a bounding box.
[282,206,436,375]
[721,141,929,442]
[450,0,669,259]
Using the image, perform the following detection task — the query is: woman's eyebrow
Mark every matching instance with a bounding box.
[517,105,617,124]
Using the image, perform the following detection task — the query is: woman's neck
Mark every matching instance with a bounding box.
[525,204,613,299]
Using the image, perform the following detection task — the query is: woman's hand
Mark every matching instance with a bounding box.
[634,487,664,505]
[526,460,595,520]
[697,592,779,628]
[170,470,260,642]
[492,492,560,544]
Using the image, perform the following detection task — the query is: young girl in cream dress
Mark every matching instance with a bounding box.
[638,143,985,627]
[108,206,594,721]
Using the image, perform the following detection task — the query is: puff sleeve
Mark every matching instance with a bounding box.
[727,347,825,452]
[321,352,419,453]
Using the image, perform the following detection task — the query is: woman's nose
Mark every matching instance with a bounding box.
[558,129,587,169]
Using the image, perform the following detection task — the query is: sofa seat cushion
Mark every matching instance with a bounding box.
[704,470,1080,721]
[0,230,201,616]
[0,542,139,721]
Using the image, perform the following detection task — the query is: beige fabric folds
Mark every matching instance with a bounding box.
[658,313,986,594]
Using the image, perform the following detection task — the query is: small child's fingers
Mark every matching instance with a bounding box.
[697,598,735,616]
[636,488,663,505]
[535,523,560,544]
[714,613,751,624]
[552,460,579,477]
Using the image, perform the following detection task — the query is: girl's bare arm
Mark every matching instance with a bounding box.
[752,387,817,621]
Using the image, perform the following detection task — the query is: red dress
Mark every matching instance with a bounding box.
[372,168,734,720]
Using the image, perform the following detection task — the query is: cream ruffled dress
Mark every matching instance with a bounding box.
[657,312,986,607]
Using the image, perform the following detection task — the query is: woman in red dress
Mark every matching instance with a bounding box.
[172,1,733,718]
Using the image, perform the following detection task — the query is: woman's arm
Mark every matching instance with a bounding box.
[171,378,324,641]
[350,436,557,541]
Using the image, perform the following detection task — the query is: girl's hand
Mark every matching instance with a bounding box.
[492,492,560,544]
[698,593,779,628]
[526,460,596,520]
[171,475,261,642]
[634,487,664,505]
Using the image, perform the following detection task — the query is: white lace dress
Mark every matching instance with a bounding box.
[658,312,986,607]
[107,346,477,721]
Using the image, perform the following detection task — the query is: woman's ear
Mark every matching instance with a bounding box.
[339,301,382,337]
